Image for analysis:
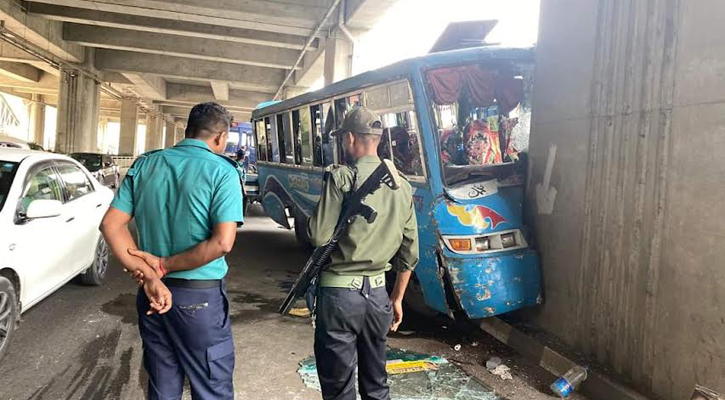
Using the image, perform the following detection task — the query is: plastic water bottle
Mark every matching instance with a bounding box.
[550,366,588,397]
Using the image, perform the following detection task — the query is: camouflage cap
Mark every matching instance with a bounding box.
[331,106,383,136]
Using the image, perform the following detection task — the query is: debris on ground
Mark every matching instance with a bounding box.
[397,330,416,336]
[489,364,513,381]
[454,344,462,351]
[288,307,311,318]
[298,348,504,399]
[485,357,502,370]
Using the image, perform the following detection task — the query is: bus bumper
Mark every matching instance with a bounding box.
[441,248,542,319]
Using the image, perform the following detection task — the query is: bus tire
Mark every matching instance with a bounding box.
[386,272,439,319]
[294,214,312,249]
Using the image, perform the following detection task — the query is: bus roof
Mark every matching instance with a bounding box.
[252,46,534,119]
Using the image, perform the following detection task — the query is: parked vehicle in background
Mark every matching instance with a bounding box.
[0,148,114,361]
[252,47,541,321]
[69,153,120,188]
[0,135,45,152]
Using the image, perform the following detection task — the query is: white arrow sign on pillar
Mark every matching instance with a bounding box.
[535,144,558,215]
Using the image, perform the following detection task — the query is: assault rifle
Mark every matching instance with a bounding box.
[279,159,400,315]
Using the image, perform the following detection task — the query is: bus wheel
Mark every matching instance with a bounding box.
[294,215,312,249]
[385,272,440,319]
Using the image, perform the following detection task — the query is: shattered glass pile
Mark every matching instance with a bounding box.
[298,349,503,400]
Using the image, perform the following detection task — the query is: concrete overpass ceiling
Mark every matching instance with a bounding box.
[0,0,402,132]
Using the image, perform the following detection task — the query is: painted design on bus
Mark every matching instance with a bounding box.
[447,204,507,230]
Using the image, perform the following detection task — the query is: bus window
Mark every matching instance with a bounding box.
[333,95,362,164]
[264,116,278,162]
[277,113,294,164]
[292,108,313,165]
[378,111,424,177]
[255,119,267,161]
[311,105,324,167]
[321,102,335,166]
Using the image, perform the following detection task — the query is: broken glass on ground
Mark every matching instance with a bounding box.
[298,348,504,400]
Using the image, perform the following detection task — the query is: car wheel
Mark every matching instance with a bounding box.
[80,236,109,286]
[0,276,18,362]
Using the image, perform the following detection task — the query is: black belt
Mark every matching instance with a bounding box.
[162,278,222,289]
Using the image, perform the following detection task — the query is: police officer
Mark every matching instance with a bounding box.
[100,103,243,400]
[308,106,419,400]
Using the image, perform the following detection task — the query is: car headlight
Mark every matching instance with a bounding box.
[443,230,527,255]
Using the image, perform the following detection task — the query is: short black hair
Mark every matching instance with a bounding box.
[185,102,233,139]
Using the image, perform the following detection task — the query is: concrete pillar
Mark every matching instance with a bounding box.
[175,125,185,144]
[323,31,353,86]
[55,67,100,153]
[155,116,165,149]
[164,120,176,148]
[28,94,45,147]
[144,113,159,152]
[119,97,138,155]
[98,117,108,153]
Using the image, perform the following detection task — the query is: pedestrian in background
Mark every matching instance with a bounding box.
[308,106,419,400]
[100,102,243,400]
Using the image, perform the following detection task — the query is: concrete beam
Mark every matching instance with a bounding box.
[166,83,269,109]
[96,50,284,93]
[344,0,397,30]
[0,72,58,92]
[0,0,84,63]
[0,62,41,83]
[210,81,229,102]
[101,71,132,84]
[120,73,166,100]
[64,24,301,70]
[163,105,250,121]
[295,41,326,88]
[29,3,315,51]
[26,0,330,36]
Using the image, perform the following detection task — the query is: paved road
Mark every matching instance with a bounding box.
[0,205,583,400]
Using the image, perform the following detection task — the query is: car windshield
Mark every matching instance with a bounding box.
[70,154,102,171]
[0,160,18,212]
[426,62,532,185]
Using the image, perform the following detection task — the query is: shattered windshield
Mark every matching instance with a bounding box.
[427,63,533,186]
[0,161,18,213]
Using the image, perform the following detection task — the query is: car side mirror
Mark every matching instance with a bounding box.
[25,199,63,219]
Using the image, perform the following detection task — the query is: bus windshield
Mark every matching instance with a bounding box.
[427,63,531,186]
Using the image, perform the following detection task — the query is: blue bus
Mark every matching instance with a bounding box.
[252,47,541,319]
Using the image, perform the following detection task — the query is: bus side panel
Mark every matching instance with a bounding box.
[411,185,451,316]
[258,164,323,227]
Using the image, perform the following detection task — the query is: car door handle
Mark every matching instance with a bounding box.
[66,217,75,223]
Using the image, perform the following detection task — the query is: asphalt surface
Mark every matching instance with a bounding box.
[0,205,587,400]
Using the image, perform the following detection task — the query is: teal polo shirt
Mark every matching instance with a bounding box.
[111,139,244,280]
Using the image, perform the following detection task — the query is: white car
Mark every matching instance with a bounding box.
[0,148,113,359]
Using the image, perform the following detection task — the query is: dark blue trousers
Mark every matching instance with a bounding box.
[137,282,235,400]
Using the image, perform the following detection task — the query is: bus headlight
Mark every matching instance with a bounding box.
[443,230,527,255]
[475,237,490,252]
[500,232,517,248]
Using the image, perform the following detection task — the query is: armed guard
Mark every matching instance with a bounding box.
[308,106,419,400]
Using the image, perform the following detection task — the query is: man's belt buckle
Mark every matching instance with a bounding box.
[350,277,363,290]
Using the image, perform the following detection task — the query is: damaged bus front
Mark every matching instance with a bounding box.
[420,48,542,319]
